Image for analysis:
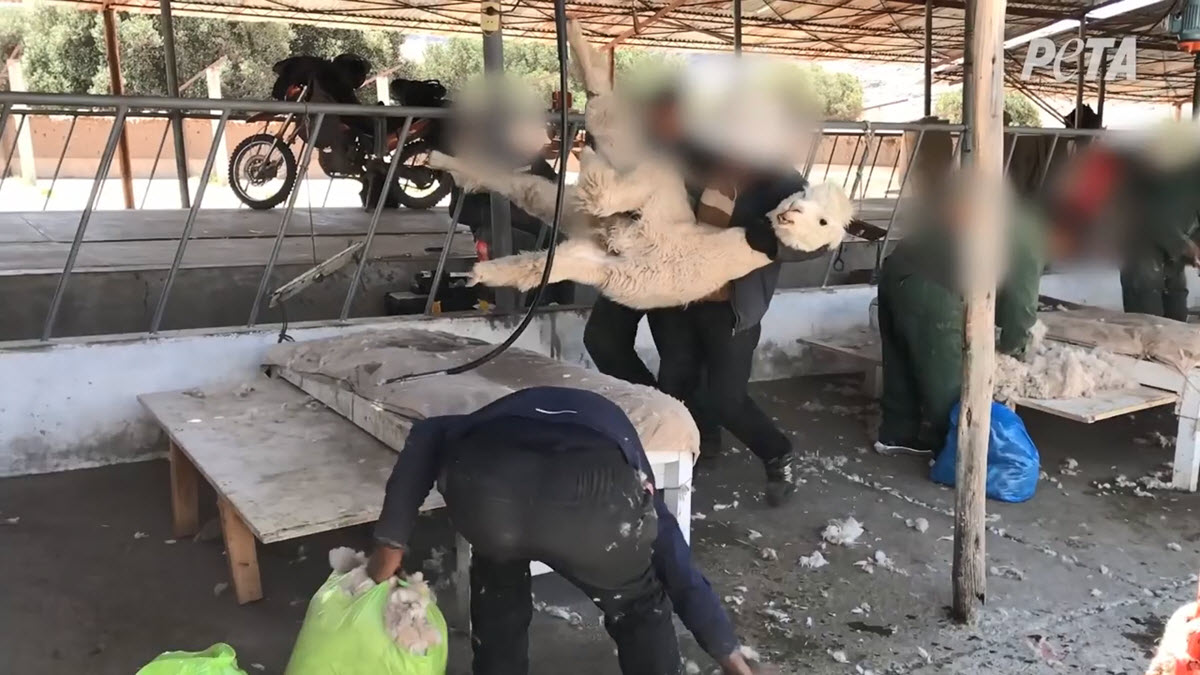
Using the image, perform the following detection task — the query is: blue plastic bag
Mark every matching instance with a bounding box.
[930,402,1040,503]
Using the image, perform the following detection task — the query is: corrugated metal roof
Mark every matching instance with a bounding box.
[32,0,1196,103]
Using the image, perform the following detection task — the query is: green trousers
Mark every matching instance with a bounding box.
[1120,247,1189,321]
[877,272,963,449]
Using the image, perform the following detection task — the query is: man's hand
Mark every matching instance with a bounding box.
[718,650,782,675]
[1187,240,1200,267]
[366,545,404,583]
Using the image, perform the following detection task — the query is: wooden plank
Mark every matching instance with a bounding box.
[140,376,442,544]
[1017,386,1178,423]
[275,366,692,479]
[168,441,201,538]
[218,496,263,605]
[803,330,882,365]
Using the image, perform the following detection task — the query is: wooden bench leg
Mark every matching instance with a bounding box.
[1173,376,1200,492]
[217,497,263,604]
[168,441,201,538]
[863,364,884,400]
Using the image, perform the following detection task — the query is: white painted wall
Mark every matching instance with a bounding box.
[4,269,1158,478]
[0,285,877,477]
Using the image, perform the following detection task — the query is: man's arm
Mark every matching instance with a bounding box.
[650,494,741,665]
[368,417,452,582]
[996,205,1046,356]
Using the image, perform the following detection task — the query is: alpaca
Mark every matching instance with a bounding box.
[427,19,854,311]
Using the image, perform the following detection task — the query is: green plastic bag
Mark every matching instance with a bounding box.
[284,570,448,675]
[135,643,248,675]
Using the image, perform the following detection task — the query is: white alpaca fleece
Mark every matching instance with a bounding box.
[768,183,851,254]
[326,547,443,654]
[426,18,855,310]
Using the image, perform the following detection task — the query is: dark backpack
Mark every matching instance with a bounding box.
[389,78,448,108]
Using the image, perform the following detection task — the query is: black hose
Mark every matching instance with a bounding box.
[382,0,571,385]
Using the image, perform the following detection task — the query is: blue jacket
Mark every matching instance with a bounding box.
[374,386,739,660]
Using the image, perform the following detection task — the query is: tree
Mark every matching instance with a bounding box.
[418,36,679,107]
[935,89,1041,127]
[16,6,102,94]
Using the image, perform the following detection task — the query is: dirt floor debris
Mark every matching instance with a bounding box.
[799,551,829,569]
[1060,458,1080,476]
[855,550,908,576]
[713,501,739,511]
[760,547,779,561]
[3,516,19,525]
[828,649,849,664]
[133,531,148,539]
[213,582,229,597]
[989,565,1027,581]
[906,517,929,533]
[822,517,864,546]
[1168,542,1183,552]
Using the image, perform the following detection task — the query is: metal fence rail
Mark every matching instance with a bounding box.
[0,91,1116,343]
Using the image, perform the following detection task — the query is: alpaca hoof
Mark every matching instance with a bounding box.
[425,150,451,170]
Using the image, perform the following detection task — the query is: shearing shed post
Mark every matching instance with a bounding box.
[953,0,1006,625]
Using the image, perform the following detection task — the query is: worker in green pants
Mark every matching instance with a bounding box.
[1120,246,1192,321]
[874,189,1045,455]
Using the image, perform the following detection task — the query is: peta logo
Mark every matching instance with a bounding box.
[1020,37,1137,82]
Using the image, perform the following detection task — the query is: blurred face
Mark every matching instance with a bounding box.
[647,100,683,145]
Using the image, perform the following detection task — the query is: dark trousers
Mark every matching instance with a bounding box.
[648,302,790,463]
[443,425,681,675]
[583,295,656,387]
[877,271,963,448]
[1121,246,1189,321]
[584,297,722,449]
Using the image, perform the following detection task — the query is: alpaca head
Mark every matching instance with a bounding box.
[769,182,854,253]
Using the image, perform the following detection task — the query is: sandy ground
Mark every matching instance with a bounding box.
[2,375,1197,674]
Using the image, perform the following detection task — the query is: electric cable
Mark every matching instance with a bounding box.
[381,0,571,385]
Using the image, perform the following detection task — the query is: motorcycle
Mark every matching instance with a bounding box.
[229,54,452,211]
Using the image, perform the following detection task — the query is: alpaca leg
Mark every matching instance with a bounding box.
[429,150,591,234]
[566,19,609,96]
[471,239,610,291]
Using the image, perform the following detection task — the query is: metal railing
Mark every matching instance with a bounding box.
[0,91,1114,343]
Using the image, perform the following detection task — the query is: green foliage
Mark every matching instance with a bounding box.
[935,89,1042,127]
[16,6,102,94]
[0,4,415,99]
[417,36,680,107]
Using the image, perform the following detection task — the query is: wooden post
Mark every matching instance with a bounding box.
[953,0,1006,625]
[205,59,229,185]
[101,7,135,209]
[168,442,201,537]
[4,53,37,184]
[923,0,933,117]
[375,76,390,105]
[218,496,263,604]
[1074,19,1085,129]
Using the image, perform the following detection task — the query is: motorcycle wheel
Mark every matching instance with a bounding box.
[229,134,298,210]
[394,141,453,210]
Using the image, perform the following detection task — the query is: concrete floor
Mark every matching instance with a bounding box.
[2,375,1196,674]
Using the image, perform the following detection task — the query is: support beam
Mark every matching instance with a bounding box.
[101,7,135,210]
[733,0,743,55]
[482,0,515,312]
[954,0,1006,625]
[1074,19,1085,128]
[607,0,690,49]
[205,60,229,184]
[1193,54,1200,121]
[1096,48,1107,126]
[924,0,933,117]
[158,0,191,209]
[960,0,974,164]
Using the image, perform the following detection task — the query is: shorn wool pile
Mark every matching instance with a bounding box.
[328,547,443,654]
[427,18,854,310]
[993,322,1137,404]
